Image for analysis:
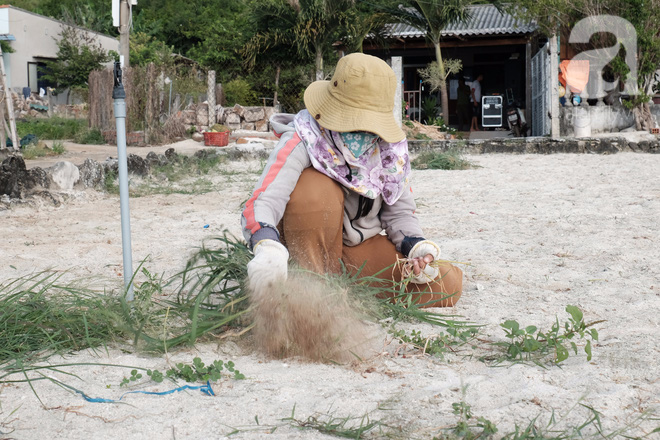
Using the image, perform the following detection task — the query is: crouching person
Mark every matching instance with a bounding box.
[241,53,462,308]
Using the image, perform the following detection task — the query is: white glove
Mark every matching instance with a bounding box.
[407,240,441,284]
[247,240,289,292]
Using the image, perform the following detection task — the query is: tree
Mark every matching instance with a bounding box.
[245,0,355,81]
[342,0,397,53]
[393,0,477,122]
[243,0,312,108]
[37,0,116,35]
[41,25,113,103]
[129,32,174,68]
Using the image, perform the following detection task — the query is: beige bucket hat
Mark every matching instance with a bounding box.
[303,53,405,143]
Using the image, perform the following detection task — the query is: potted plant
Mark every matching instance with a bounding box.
[203,124,231,147]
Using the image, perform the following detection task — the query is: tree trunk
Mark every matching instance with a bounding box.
[633,102,654,130]
[434,43,449,123]
[315,46,324,81]
[274,64,281,108]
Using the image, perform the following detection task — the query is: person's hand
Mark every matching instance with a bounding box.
[247,240,289,292]
[404,240,441,284]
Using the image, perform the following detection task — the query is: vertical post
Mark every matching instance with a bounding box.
[119,0,130,67]
[112,62,134,300]
[207,70,216,127]
[47,87,53,117]
[168,82,173,115]
[0,93,6,149]
[0,45,19,150]
[525,39,532,127]
[391,56,403,128]
[549,34,561,138]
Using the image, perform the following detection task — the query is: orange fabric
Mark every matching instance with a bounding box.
[559,60,590,94]
[279,168,463,308]
[243,133,301,233]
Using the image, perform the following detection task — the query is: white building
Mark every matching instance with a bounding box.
[0,5,119,102]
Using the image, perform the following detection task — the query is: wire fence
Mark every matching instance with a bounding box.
[87,58,321,143]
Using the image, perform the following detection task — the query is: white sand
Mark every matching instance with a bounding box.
[1,153,659,439]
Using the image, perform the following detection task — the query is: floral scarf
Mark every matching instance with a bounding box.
[293,110,410,205]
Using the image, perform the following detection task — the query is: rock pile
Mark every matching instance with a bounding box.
[10,91,50,118]
[0,149,175,205]
[182,103,277,133]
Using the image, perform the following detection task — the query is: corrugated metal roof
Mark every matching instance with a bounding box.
[386,4,537,39]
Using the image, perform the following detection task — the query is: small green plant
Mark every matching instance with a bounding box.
[120,357,245,387]
[391,325,478,359]
[421,96,439,123]
[20,141,67,160]
[51,141,66,155]
[411,149,474,170]
[103,168,118,193]
[433,400,498,440]
[74,128,105,145]
[483,305,602,366]
[428,116,457,135]
[119,369,143,387]
[20,144,47,160]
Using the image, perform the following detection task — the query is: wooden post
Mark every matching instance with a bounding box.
[207,70,216,126]
[47,87,53,117]
[391,56,403,128]
[525,39,532,127]
[549,34,561,138]
[119,0,130,67]
[0,92,6,149]
[0,45,19,150]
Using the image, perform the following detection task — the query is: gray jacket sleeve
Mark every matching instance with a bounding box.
[380,184,426,255]
[241,131,311,249]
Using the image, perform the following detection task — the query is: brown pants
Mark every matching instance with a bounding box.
[278,168,462,308]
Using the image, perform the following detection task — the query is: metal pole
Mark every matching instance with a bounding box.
[113,62,134,300]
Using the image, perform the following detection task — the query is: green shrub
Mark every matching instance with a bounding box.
[224,78,258,106]
[75,128,105,145]
[16,117,87,140]
[51,141,66,154]
[421,96,438,123]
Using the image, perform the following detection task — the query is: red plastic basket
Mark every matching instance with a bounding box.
[203,131,229,147]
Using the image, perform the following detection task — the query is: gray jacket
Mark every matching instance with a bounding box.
[241,114,425,256]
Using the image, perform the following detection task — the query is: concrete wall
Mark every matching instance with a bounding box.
[0,6,119,98]
[559,104,660,137]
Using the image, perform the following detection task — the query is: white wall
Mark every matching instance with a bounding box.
[1,6,119,92]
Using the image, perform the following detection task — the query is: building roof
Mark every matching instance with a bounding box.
[385,4,537,39]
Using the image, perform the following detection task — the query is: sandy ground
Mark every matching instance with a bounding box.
[1,151,659,439]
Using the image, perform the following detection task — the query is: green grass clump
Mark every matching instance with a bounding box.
[74,127,106,144]
[0,273,123,368]
[412,149,474,170]
[16,117,87,140]
[104,152,231,197]
[20,141,66,160]
[152,152,227,182]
